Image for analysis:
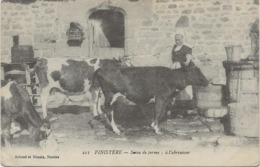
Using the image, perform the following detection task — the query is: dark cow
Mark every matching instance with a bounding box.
[35,58,120,118]
[1,80,51,147]
[94,66,209,135]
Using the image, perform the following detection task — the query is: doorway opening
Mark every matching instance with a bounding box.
[88,9,125,58]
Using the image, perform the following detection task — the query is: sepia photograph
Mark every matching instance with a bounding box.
[1,0,259,166]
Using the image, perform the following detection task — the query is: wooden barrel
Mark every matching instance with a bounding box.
[195,84,223,109]
[228,103,259,137]
[228,63,259,103]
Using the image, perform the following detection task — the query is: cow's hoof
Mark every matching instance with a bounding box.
[151,122,155,128]
[156,131,163,135]
[13,134,20,139]
[94,116,101,120]
[112,128,121,136]
[49,117,58,122]
[114,130,121,136]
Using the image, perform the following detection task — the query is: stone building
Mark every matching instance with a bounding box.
[1,0,258,67]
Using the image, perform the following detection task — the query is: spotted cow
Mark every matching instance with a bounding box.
[94,66,209,135]
[1,80,51,147]
[34,58,120,118]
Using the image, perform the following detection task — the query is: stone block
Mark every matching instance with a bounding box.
[175,16,189,27]
[196,125,210,133]
[151,28,159,31]
[12,24,23,30]
[220,17,229,22]
[10,12,18,16]
[223,5,232,10]
[192,132,223,142]
[172,10,179,14]
[1,24,10,31]
[142,20,153,26]
[35,22,45,28]
[193,23,213,28]
[156,10,166,14]
[236,7,241,11]
[46,23,53,28]
[1,37,12,49]
[248,7,257,11]
[45,33,58,42]
[217,136,247,146]
[16,5,23,10]
[203,107,228,118]
[45,8,55,14]
[1,50,9,56]
[20,12,29,16]
[32,10,40,14]
[41,2,48,6]
[194,7,205,13]
[20,35,33,45]
[32,4,39,8]
[156,0,169,2]
[161,15,178,20]
[33,49,43,57]
[182,9,191,14]
[207,7,220,11]
[206,120,224,132]
[138,31,162,38]
[1,54,11,63]
[34,34,45,43]
[25,18,33,21]
[25,23,33,28]
[202,30,212,34]
[168,4,177,8]
[3,30,23,37]
[34,43,56,51]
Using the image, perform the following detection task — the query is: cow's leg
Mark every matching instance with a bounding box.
[1,115,12,147]
[153,92,173,135]
[110,110,120,135]
[40,86,50,119]
[91,88,103,118]
[103,93,121,135]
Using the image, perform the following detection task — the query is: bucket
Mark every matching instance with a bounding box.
[225,45,243,61]
[228,103,259,137]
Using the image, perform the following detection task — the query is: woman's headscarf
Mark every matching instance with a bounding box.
[175,28,193,47]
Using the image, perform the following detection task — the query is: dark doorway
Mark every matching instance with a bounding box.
[89,10,125,48]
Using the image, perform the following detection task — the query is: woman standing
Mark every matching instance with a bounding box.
[171,32,195,117]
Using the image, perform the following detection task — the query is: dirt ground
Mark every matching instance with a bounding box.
[2,102,259,166]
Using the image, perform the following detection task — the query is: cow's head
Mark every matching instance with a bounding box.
[184,66,209,87]
[33,122,51,142]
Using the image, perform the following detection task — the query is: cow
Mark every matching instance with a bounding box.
[94,66,209,135]
[34,57,121,119]
[1,80,51,147]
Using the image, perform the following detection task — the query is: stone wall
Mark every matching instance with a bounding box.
[148,0,259,67]
[1,0,259,67]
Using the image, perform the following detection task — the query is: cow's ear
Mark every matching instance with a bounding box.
[180,62,189,71]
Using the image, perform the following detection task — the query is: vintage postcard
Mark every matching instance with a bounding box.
[1,0,259,166]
